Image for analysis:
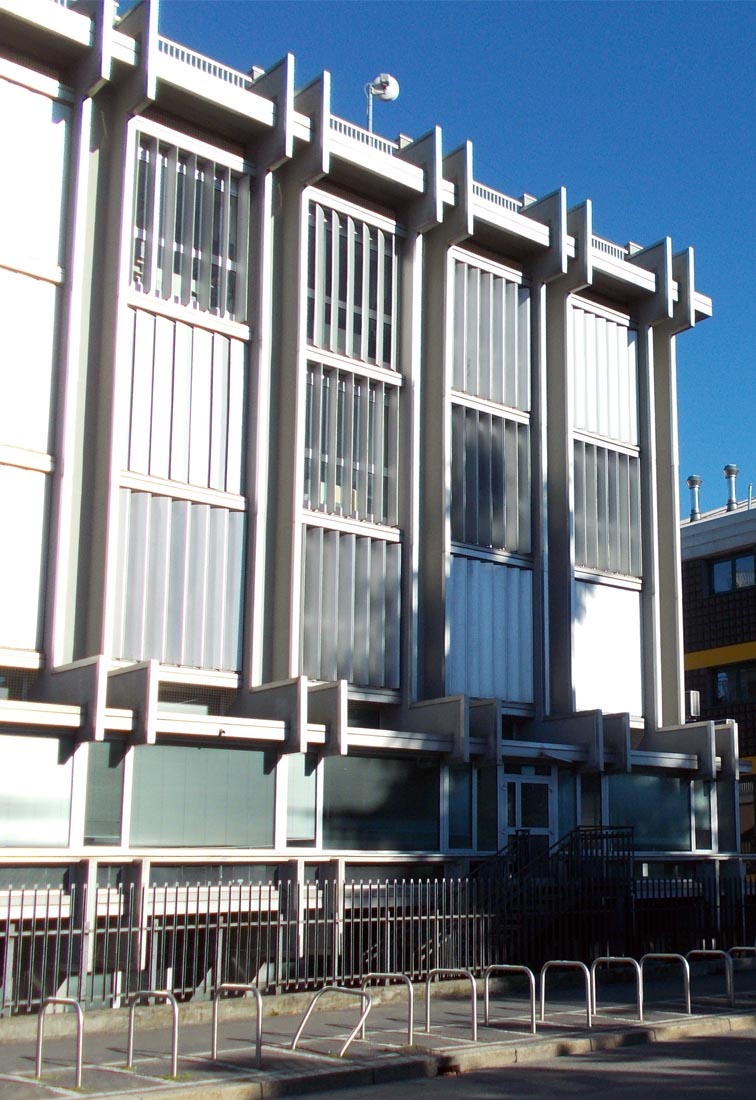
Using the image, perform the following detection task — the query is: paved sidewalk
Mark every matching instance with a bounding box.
[2,967,756,1099]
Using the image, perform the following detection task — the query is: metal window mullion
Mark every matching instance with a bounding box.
[358,378,370,518]
[468,267,480,395]
[493,274,505,405]
[160,146,178,300]
[180,154,197,307]
[314,365,326,508]
[385,386,398,525]
[480,271,492,401]
[198,162,214,311]
[388,234,398,370]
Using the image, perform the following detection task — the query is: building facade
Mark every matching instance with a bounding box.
[682,467,756,851]
[0,0,737,912]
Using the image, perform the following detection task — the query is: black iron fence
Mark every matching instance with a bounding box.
[1,860,754,1017]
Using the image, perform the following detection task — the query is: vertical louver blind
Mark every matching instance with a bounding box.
[132,135,247,320]
[573,441,641,576]
[301,527,401,688]
[307,202,397,369]
[450,405,530,552]
[453,260,530,410]
[571,305,638,445]
[304,362,398,525]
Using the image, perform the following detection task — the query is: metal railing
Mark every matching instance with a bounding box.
[157,36,256,92]
[2,859,755,1018]
[592,234,629,260]
[472,182,522,213]
[329,116,399,155]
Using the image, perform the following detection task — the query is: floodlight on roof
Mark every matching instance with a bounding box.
[365,73,400,132]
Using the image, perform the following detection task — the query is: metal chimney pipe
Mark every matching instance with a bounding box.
[686,474,702,522]
[724,464,739,512]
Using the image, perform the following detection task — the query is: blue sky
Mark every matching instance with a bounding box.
[154,0,756,516]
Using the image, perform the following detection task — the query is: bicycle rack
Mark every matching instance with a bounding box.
[685,949,734,1007]
[590,957,643,1021]
[212,983,263,1067]
[483,964,536,1034]
[127,990,179,1078]
[360,973,414,1045]
[639,954,691,1015]
[540,961,592,1028]
[36,998,84,1089]
[424,968,477,1041]
[291,986,372,1058]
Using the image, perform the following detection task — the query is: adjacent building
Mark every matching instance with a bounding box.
[682,467,756,851]
[0,0,737,915]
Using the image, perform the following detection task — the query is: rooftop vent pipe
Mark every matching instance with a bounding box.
[724,464,739,512]
[686,474,702,522]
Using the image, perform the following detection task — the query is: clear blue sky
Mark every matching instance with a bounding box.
[153,0,756,516]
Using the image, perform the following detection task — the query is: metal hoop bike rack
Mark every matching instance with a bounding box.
[127,990,179,1078]
[639,954,691,1015]
[590,957,643,1021]
[424,968,477,1041]
[686,949,734,1007]
[212,983,263,1067]
[540,960,592,1028]
[482,965,536,1034]
[36,998,84,1089]
[291,986,372,1058]
[360,972,414,1045]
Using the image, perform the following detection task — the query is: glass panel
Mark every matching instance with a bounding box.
[717,779,738,852]
[558,770,577,838]
[323,755,439,850]
[448,765,472,849]
[692,780,712,850]
[711,559,732,593]
[476,765,498,850]
[84,742,124,845]
[130,745,275,847]
[287,752,318,844]
[736,554,755,588]
[506,782,516,828]
[607,774,691,851]
[0,735,72,847]
[580,772,602,828]
[520,783,549,829]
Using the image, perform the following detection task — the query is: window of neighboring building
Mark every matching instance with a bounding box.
[714,662,756,705]
[132,134,248,320]
[710,552,755,594]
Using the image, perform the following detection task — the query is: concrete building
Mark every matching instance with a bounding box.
[682,467,756,851]
[0,0,737,908]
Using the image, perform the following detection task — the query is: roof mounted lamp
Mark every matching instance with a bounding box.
[365,73,399,132]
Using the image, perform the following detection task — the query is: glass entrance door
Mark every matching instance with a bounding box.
[504,770,555,861]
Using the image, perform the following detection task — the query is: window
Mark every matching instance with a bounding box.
[307,201,398,369]
[714,662,756,705]
[710,552,755,594]
[573,440,641,577]
[132,135,247,319]
[304,362,398,524]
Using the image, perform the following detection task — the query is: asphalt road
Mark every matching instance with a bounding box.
[305,1030,756,1099]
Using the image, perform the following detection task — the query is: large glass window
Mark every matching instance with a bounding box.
[448,765,472,849]
[323,755,439,850]
[608,773,692,851]
[132,135,247,319]
[130,745,275,847]
[0,735,72,847]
